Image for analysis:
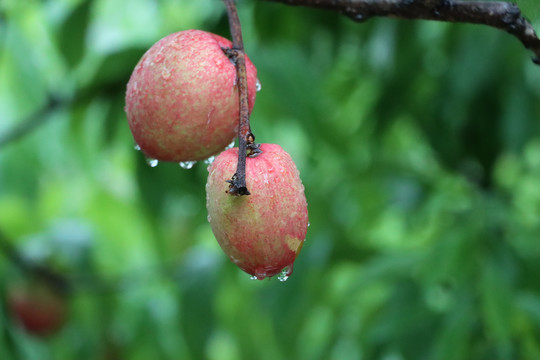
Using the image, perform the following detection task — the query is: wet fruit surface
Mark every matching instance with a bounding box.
[125,29,257,162]
[206,144,308,279]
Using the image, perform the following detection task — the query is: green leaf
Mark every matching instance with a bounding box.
[57,0,92,68]
[481,260,514,358]
[92,48,146,87]
[77,47,147,100]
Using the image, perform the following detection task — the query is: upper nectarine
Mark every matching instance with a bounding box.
[125,29,258,162]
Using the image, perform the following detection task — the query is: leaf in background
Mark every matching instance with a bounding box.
[517,0,540,24]
[481,259,514,358]
[77,47,147,101]
[92,47,147,88]
[429,293,474,360]
[101,93,124,147]
[57,0,91,68]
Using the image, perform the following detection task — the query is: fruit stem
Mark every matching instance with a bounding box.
[223,0,255,196]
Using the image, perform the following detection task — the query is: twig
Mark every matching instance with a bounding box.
[0,78,127,149]
[223,0,256,196]
[0,230,70,295]
[0,96,62,148]
[0,228,180,296]
[265,0,540,65]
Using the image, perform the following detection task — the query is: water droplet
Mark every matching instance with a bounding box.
[255,79,262,92]
[354,14,366,22]
[206,108,214,125]
[278,265,293,282]
[170,41,182,50]
[154,53,164,64]
[250,275,258,280]
[254,269,267,280]
[307,222,311,228]
[147,158,158,167]
[226,140,235,150]
[179,161,196,169]
[134,144,141,151]
[214,57,223,68]
[161,68,171,80]
[207,214,212,222]
[204,155,215,165]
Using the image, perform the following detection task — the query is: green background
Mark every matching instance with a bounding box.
[1,0,540,359]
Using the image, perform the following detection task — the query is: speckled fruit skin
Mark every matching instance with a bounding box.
[125,29,257,162]
[206,144,308,280]
[7,283,66,336]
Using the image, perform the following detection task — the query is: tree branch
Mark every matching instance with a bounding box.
[265,0,540,65]
[0,96,62,148]
[0,230,70,295]
[223,0,258,196]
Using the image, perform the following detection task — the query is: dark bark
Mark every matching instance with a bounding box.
[223,0,257,196]
[265,0,540,64]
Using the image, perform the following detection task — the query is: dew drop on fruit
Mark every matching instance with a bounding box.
[161,68,171,80]
[254,269,268,280]
[307,222,311,228]
[256,79,262,92]
[179,161,196,169]
[249,275,258,280]
[204,155,215,165]
[278,264,293,282]
[214,57,223,69]
[354,13,366,22]
[154,53,164,64]
[147,158,159,167]
[134,144,141,151]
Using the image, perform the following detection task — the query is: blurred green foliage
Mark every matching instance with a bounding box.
[1,0,540,359]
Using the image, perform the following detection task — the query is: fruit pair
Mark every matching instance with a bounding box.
[125,30,308,280]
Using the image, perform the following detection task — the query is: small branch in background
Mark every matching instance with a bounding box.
[223,0,255,196]
[0,96,62,148]
[0,228,178,297]
[0,232,29,271]
[0,230,71,295]
[265,0,540,65]
[0,78,127,149]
